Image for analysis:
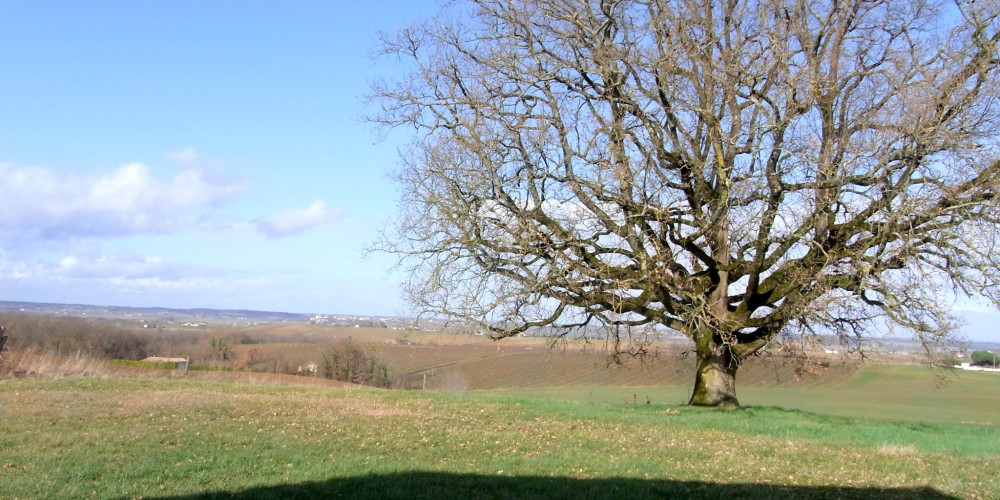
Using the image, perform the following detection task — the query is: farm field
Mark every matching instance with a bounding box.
[219,325,863,392]
[1,366,998,499]
[388,346,860,391]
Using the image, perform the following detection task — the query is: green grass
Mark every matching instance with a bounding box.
[109,360,182,370]
[485,365,1000,425]
[1,373,997,499]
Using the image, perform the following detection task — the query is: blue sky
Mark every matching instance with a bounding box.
[0,0,437,317]
[0,1,997,342]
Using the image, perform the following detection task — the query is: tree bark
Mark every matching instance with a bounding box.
[688,342,740,408]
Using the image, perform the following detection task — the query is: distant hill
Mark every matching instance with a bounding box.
[0,300,417,328]
[2,299,995,351]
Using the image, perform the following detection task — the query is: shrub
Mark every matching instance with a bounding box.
[320,338,391,387]
[971,350,999,367]
[231,347,261,371]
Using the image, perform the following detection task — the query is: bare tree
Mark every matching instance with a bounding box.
[368,0,1000,407]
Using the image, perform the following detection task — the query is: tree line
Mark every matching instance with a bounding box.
[0,313,158,360]
[0,312,393,387]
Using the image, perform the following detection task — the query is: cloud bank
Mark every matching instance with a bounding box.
[0,162,247,238]
[0,157,346,310]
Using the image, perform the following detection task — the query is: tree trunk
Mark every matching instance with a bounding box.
[688,344,740,408]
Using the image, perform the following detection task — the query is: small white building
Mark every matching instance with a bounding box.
[142,356,189,371]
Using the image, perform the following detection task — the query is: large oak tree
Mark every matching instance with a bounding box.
[369,0,1000,407]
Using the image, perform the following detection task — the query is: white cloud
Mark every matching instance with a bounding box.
[0,162,247,238]
[255,200,337,238]
[2,248,244,291]
[167,147,200,164]
[55,251,172,280]
[0,246,279,310]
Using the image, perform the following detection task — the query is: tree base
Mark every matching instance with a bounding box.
[688,350,740,408]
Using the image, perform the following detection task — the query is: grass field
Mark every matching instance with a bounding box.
[1,365,998,499]
[487,365,1000,425]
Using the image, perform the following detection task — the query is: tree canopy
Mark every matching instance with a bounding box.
[369,0,1000,407]
[971,350,1000,366]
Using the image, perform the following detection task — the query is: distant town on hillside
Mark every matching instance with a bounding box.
[0,300,419,330]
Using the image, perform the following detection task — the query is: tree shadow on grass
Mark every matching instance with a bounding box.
[142,471,958,499]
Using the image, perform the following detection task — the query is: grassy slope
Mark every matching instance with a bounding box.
[741,365,1000,425]
[492,365,1000,426]
[1,373,997,499]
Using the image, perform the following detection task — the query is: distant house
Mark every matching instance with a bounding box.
[142,356,189,371]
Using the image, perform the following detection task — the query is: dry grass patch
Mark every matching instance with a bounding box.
[876,443,920,456]
[0,352,119,378]
[224,390,433,419]
[184,369,354,388]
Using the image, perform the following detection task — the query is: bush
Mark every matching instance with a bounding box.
[971,350,999,367]
[320,338,391,387]
[231,347,261,371]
